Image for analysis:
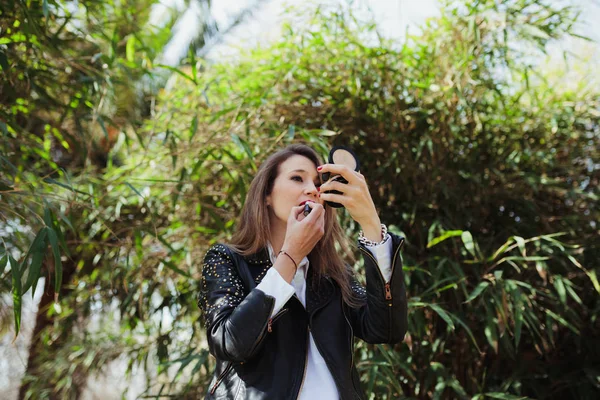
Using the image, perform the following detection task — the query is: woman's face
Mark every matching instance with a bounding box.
[266,154,324,226]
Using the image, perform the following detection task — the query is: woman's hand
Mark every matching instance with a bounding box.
[318,164,382,242]
[281,203,325,262]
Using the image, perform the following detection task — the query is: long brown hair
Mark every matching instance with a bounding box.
[228,144,360,307]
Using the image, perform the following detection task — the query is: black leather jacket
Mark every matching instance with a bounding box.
[198,233,407,400]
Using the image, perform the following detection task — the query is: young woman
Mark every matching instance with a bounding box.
[198,144,407,399]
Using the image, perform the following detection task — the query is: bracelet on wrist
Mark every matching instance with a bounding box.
[278,250,298,272]
[358,223,389,247]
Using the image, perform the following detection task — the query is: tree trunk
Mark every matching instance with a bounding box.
[18,258,80,400]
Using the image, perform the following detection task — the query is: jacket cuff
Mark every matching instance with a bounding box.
[255,268,295,316]
[363,233,393,282]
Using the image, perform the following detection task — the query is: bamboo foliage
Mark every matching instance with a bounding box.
[1,0,599,398]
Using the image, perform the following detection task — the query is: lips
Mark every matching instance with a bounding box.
[299,200,316,206]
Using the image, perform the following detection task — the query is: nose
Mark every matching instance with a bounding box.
[305,182,319,198]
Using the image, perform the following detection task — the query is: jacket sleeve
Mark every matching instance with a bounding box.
[198,244,275,362]
[346,232,407,344]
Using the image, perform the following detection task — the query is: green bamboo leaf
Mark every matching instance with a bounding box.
[545,309,579,334]
[488,239,511,261]
[0,50,9,71]
[207,106,237,124]
[287,124,296,140]
[43,205,53,227]
[171,168,187,208]
[230,134,256,170]
[27,251,45,298]
[483,393,530,400]
[43,177,87,195]
[365,364,377,395]
[512,288,523,347]
[22,227,48,295]
[126,35,136,62]
[161,259,192,278]
[97,116,110,140]
[567,255,600,293]
[306,129,339,137]
[10,254,22,336]
[461,231,476,257]
[0,254,7,275]
[484,306,498,353]
[189,115,198,141]
[42,0,49,18]
[521,24,550,40]
[125,182,145,199]
[47,228,63,295]
[465,281,490,303]
[565,282,583,305]
[134,230,143,259]
[43,207,70,257]
[513,236,526,256]
[429,303,455,330]
[427,221,440,245]
[427,230,463,248]
[190,51,198,83]
[553,276,567,304]
[157,64,197,84]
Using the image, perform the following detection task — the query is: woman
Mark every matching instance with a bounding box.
[198,144,407,399]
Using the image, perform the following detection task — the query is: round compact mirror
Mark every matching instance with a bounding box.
[321,146,360,209]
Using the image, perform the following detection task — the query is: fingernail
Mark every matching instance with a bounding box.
[317,187,320,192]
[317,166,322,171]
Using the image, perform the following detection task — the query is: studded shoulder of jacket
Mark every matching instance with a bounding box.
[197,244,246,327]
[349,274,368,303]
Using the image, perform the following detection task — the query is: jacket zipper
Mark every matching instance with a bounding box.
[341,297,355,370]
[267,308,288,333]
[359,238,404,342]
[247,300,276,356]
[210,362,233,394]
[295,326,310,399]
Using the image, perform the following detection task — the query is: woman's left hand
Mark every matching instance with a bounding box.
[318,163,382,239]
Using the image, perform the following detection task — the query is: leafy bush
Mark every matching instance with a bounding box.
[1,0,598,399]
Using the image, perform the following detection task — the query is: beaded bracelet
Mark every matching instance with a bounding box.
[278,250,298,272]
[358,223,389,247]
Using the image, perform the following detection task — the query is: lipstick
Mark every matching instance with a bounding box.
[303,203,312,216]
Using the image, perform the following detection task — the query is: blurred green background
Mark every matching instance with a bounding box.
[1,0,599,399]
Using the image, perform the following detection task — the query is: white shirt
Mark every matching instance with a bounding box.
[255,236,394,400]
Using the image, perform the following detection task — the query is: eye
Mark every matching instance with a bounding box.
[291,175,303,182]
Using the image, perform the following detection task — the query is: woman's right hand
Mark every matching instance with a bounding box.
[281,203,325,262]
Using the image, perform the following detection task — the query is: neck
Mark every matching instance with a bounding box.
[269,218,287,255]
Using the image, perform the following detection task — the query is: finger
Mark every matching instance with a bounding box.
[289,205,305,221]
[303,202,324,222]
[319,192,349,207]
[318,164,360,185]
[320,179,354,194]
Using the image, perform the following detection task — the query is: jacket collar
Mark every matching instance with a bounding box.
[244,247,271,265]
[243,246,335,314]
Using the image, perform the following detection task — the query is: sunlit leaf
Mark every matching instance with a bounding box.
[461,231,476,257]
[427,230,463,248]
[553,276,567,305]
[483,393,530,400]
[465,281,490,303]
